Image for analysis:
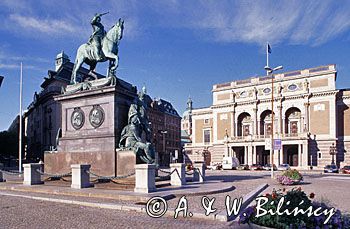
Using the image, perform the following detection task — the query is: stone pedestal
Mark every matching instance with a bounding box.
[23,163,44,185]
[134,164,156,193]
[170,163,186,186]
[193,162,206,183]
[45,82,137,177]
[0,171,4,182]
[116,149,135,176]
[71,164,93,189]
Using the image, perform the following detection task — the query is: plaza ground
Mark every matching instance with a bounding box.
[0,170,349,228]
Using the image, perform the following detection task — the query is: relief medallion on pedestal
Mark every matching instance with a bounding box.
[89,105,105,128]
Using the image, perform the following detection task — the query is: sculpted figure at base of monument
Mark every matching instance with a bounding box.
[119,87,155,164]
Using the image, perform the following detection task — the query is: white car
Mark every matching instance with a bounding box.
[222,157,240,170]
[278,164,290,171]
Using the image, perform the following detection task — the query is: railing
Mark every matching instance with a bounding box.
[230,132,307,141]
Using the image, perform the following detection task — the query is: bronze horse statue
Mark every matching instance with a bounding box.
[70,18,124,84]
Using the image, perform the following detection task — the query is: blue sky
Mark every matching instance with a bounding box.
[1,0,350,130]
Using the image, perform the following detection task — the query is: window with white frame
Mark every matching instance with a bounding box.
[203,129,211,144]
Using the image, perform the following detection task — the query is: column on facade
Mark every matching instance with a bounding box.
[304,102,310,132]
[247,145,253,165]
[252,146,256,164]
[278,105,283,136]
[257,119,261,137]
[298,144,302,167]
[253,107,258,137]
[244,146,248,165]
[232,108,236,138]
[302,142,308,168]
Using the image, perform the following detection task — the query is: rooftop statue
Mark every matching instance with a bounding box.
[119,88,155,164]
[70,13,124,84]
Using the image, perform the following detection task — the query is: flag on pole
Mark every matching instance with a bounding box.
[0,75,3,87]
[267,43,272,53]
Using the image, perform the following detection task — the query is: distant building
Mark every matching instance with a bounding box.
[181,97,193,163]
[185,64,350,169]
[148,96,181,166]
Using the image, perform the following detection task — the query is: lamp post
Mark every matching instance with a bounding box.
[264,65,283,178]
[329,143,337,165]
[160,130,167,166]
[224,128,229,157]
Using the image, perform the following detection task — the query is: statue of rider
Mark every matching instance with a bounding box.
[88,13,108,61]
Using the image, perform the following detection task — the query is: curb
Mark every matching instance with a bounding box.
[220,183,269,222]
[0,181,235,202]
[0,183,268,223]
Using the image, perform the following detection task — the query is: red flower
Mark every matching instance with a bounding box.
[309,193,315,199]
[271,193,277,199]
[265,193,270,197]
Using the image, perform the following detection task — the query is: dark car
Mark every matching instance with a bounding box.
[250,164,263,170]
[324,164,339,173]
[237,164,249,170]
[340,165,350,174]
[263,164,277,171]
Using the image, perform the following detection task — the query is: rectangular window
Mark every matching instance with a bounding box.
[204,129,211,144]
[204,119,209,124]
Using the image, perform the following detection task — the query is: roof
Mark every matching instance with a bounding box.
[155,98,180,117]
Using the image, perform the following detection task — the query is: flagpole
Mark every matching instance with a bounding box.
[266,42,269,76]
[19,62,23,174]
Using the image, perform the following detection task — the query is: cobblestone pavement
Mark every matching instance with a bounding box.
[167,170,271,214]
[0,194,251,229]
[1,169,348,228]
[265,173,350,214]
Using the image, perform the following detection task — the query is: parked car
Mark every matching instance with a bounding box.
[278,164,290,171]
[263,164,277,171]
[324,164,339,173]
[222,157,240,170]
[250,164,263,170]
[340,165,350,174]
[237,164,249,170]
[207,162,222,170]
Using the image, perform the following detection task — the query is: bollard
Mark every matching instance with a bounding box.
[0,170,5,182]
[23,163,44,185]
[134,164,156,193]
[71,164,93,189]
[170,163,186,186]
[193,162,206,183]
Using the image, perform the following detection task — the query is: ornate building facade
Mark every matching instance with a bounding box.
[185,64,350,169]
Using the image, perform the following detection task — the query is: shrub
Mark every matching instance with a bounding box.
[276,169,303,185]
[239,188,350,228]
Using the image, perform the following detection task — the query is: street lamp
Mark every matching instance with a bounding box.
[160,130,168,166]
[329,143,337,165]
[224,128,229,157]
[264,65,283,179]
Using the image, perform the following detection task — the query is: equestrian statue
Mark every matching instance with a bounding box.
[70,13,124,84]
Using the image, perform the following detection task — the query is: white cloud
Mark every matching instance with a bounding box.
[9,14,77,35]
[148,0,350,46]
[2,1,350,46]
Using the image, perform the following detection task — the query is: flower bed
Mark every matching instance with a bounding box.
[239,188,350,228]
[276,169,303,185]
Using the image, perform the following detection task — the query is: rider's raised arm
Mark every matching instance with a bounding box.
[91,14,100,25]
